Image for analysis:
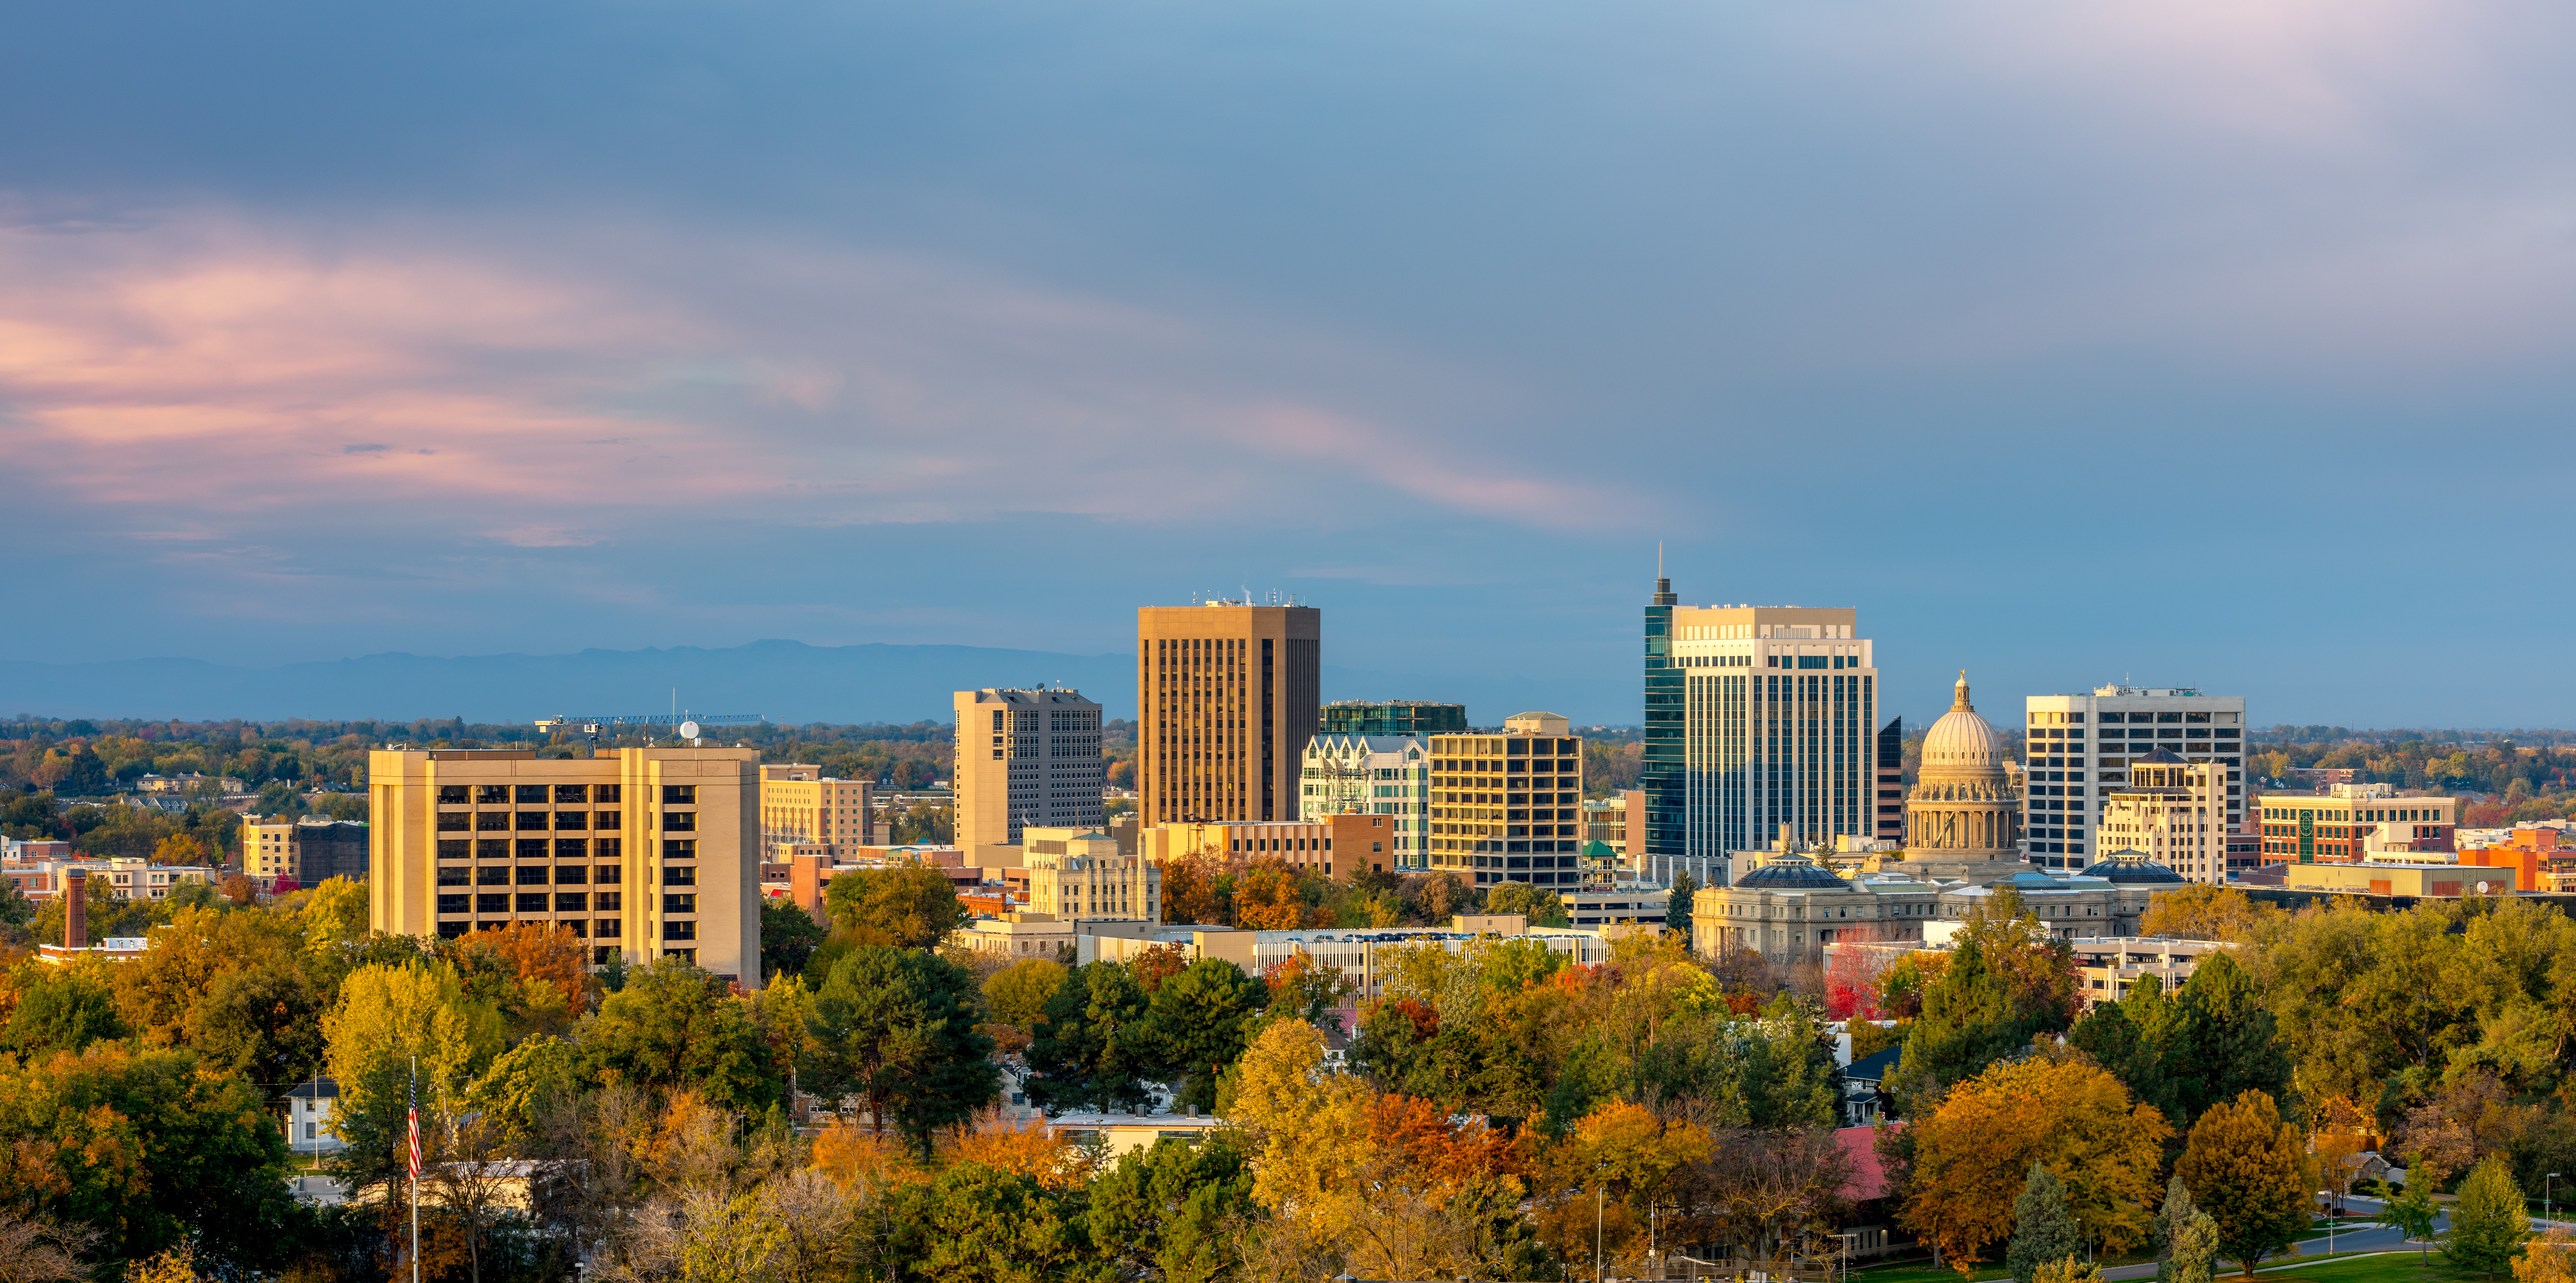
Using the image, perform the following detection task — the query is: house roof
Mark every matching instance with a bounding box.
[1845,1046,1902,1083]
[286,1078,341,1100]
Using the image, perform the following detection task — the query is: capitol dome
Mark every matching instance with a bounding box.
[1921,672,2008,770]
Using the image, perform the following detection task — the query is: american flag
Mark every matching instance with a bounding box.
[406,1078,422,1182]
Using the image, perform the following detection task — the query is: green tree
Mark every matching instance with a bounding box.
[2169,954,2289,1124]
[2156,1175,2218,1283]
[1089,1136,1260,1283]
[2069,1001,2162,1119]
[2377,1178,2439,1264]
[807,947,997,1154]
[1143,959,1269,1111]
[1485,882,1568,927]
[581,956,780,1113]
[888,1162,1088,1281]
[1027,961,1157,1113]
[321,961,508,1194]
[822,866,967,949]
[760,898,827,982]
[0,1043,300,1273]
[2446,1155,2531,1279]
[2177,1090,2307,1278]
[183,963,327,1085]
[1665,871,1697,949]
[2,963,127,1056]
[2007,1163,2082,1283]
[466,1034,581,1152]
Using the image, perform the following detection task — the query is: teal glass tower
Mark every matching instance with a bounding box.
[1642,573,1685,865]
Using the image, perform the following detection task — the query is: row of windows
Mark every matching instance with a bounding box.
[2028,712,2227,724]
[437,838,627,860]
[437,810,630,832]
[431,783,695,805]
[2030,727,2241,740]
[437,865,633,886]
[438,893,624,914]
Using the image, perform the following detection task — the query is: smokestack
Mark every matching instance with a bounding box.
[65,868,87,950]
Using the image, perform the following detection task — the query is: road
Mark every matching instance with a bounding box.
[2094,1197,2442,1282]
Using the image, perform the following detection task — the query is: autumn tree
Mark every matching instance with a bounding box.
[2141,885,2272,942]
[822,866,967,949]
[980,957,1067,1032]
[1903,1051,2171,1275]
[323,962,508,1194]
[581,956,779,1113]
[2176,1090,2307,1278]
[2512,1228,2575,1283]
[1234,858,1318,930]
[2447,1156,2531,1279]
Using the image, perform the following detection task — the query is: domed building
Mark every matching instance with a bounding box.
[1874,672,2025,881]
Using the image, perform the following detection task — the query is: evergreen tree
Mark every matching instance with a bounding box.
[808,946,998,1153]
[1887,937,2013,1111]
[1027,961,1157,1113]
[2007,1163,2083,1283]
[2156,1174,2219,1283]
[2069,1002,2162,1119]
[1666,871,1698,948]
[2171,955,2289,1123]
[2177,1090,2307,1278]
[2445,1155,2531,1279]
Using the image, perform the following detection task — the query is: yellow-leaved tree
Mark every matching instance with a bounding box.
[322,963,507,1193]
[1903,1050,2172,1274]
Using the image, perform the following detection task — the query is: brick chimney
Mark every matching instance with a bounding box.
[64,868,88,950]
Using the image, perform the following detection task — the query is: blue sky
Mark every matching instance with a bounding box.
[5,0,2575,728]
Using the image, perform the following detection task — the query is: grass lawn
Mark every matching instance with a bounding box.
[2234,1252,2493,1283]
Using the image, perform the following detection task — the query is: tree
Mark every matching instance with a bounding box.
[322,962,508,1194]
[981,957,1068,1031]
[111,903,300,1046]
[807,947,997,1153]
[1234,859,1317,930]
[1027,961,1157,1113]
[2377,1178,2439,1264]
[821,866,967,949]
[2156,1176,2219,1283]
[581,956,779,1113]
[760,898,827,981]
[299,876,371,957]
[1665,871,1697,949]
[2176,1090,2307,1278]
[1088,1136,1259,1283]
[0,1209,98,1283]
[1902,1053,2171,1275]
[1485,881,1568,927]
[2007,1164,2082,1283]
[2140,885,2270,942]
[148,833,213,866]
[465,1034,580,1152]
[1143,959,1269,1110]
[2168,954,2289,1123]
[2447,1155,2531,1279]
[2513,1228,2576,1283]
[2,964,127,1056]
[183,962,326,1084]
[1262,950,1360,1031]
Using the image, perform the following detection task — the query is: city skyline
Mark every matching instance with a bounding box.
[6,4,2576,728]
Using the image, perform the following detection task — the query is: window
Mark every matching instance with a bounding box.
[664,921,697,941]
[596,812,620,830]
[476,785,509,804]
[476,812,509,831]
[595,865,622,884]
[555,892,588,912]
[594,920,622,939]
[556,864,588,884]
[437,840,471,860]
[663,840,696,858]
[596,891,622,911]
[554,810,588,830]
[438,894,470,914]
[664,866,697,886]
[477,866,510,886]
[596,784,621,804]
[663,785,696,805]
[517,866,550,885]
[438,867,470,886]
[476,893,509,913]
[517,893,548,913]
[516,839,548,859]
[517,811,549,830]
[477,839,509,859]
[555,838,587,859]
[516,785,548,804]
[555,784,589,804]
[437,785,470,804]
[662,811,696,832]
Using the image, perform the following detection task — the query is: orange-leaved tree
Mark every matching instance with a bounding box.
[1903,1050,2171,1275]
[2175,1090,2307,1279]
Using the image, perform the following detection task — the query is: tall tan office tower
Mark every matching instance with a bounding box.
[953,687,1105,857]
[1138,599,1320,825]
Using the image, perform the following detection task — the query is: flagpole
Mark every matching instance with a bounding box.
[409,1054,421,1283]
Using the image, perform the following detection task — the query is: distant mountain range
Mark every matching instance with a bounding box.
[0,639,1634,726]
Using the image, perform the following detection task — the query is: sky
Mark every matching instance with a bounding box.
[6,0,2576,728]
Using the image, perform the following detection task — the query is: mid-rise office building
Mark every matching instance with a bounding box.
[953,688,1104,856]
[1875,718,1906,844]
[2256,783,2456,863]
[1427,712,1587,887]
[2098,750,2232,885]
[1138,600,1320,827]
[758,764,876,858]
[369,746,760,984]
[2022,686,2248,870]
[1649,598,1879,888]
[1320,701,1467,739]
[1141,818,1343,877]
[1298,734,1429,868]
[242,817,370,887]
[1020,827,1160,922]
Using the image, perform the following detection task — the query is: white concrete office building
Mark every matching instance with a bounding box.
[2023,686,2248,870]
[1667,606,1880,889]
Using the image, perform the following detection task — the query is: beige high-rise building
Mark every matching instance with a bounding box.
[369,746,760,986]
[1138,600,1320,828]
[1426,712,1587,890]
[953,688,1105,859]
[1019,825,1160,921]
[758,763,874,856]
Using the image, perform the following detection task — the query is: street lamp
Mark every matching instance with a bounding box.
[2319,1193,2334,1255]
[2549,1174,2562,1227]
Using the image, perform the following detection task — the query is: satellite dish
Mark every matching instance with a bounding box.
[679,721,701,740]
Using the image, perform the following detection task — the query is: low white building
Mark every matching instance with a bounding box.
[285,1077,346,1156]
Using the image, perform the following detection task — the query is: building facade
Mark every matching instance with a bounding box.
[758,763,876,858]
[1138,601,1321,827]
[953,688,1105,855]
[2097,750,2232,884]
[368,746,760,984]
[1426,712,1587,887]
[1319,701,1467,739]
[2021,685,2248,870]
[1021,827,1161,922]
[1653,601,1880,888]
[1298,734,1429,868]
[1140,819,1341,877]
[1875,717,1906,844]
[2257,783,2456,863]
[1642,574,1685,872]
